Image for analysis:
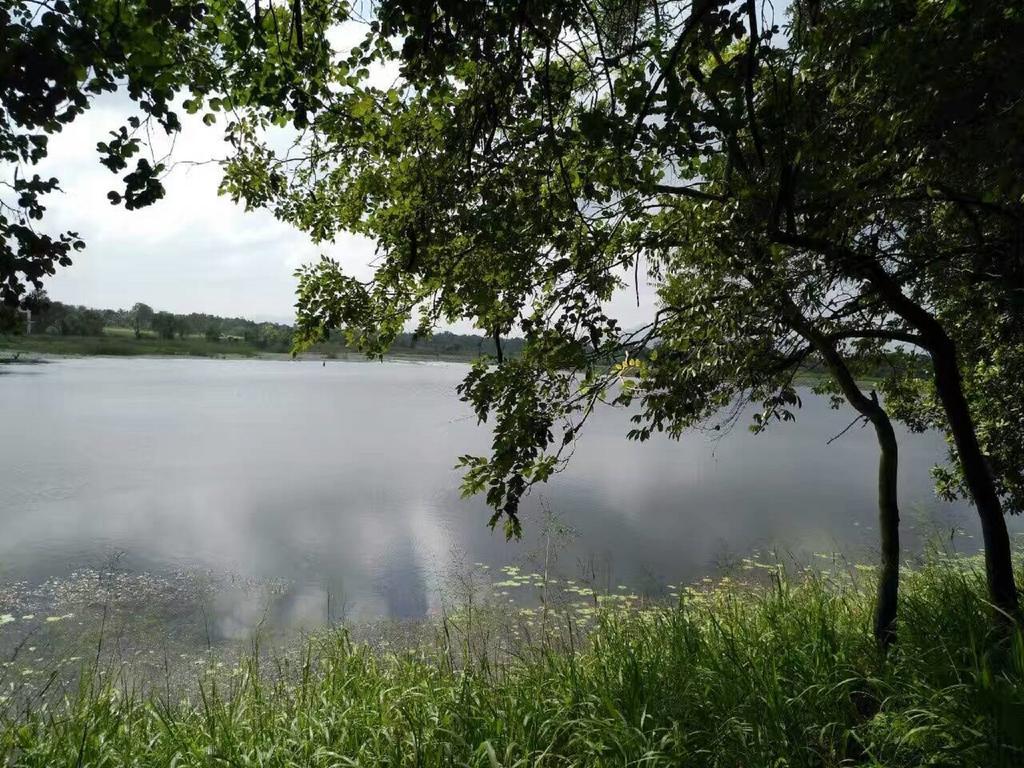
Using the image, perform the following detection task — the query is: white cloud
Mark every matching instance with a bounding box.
[35,94,376,322]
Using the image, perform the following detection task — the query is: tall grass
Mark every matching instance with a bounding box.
[2,556,1022,766]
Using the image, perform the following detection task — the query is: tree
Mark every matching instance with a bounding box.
[757,0,1024,617]
[223,0,1023,623]
[256,323,294,351]
[151,311,178,340]
[0,304,25,334]
[175,316,193,339]
[57,306,104,336]
[128,302,154,339]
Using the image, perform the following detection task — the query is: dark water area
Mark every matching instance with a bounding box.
[0,357,1013,641]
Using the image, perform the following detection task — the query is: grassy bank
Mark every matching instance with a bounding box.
[2,556,1022,766]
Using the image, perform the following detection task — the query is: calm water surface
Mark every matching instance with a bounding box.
[0,357,1004,629]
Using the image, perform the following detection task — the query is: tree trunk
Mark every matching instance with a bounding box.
[930,340,1019,617]
[870,404,900,647]
[827,386,901,647]
[780,299,902,646]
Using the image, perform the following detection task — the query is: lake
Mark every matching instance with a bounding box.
[0,356,1005,636]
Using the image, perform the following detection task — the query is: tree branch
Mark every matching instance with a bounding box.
[652,183,726,202]
[744,0,766,167]
[827,328,925,346]
[769,228,951,352]
[632,0,719,137]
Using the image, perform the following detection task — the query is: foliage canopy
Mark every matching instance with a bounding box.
[216,0,1024,542]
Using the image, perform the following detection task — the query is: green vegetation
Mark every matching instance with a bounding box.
[0,332,265,359]
[3,554,1022,767]
[0,292,524,360]
[0,294,295,352]
[0,330,521,361]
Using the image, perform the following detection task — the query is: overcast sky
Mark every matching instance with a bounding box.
[37,74,660,332]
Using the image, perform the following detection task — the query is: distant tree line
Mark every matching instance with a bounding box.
[0,292,296,351]
[0,292,527,358]
[380,331,526,359]
[0,291,108,337]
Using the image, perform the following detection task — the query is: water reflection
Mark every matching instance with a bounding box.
[0,356,1012,631]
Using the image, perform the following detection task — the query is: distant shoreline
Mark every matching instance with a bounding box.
[1,334,887,384]
[0,334,485,365]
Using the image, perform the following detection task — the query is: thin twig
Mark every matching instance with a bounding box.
[826,414,869,445]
